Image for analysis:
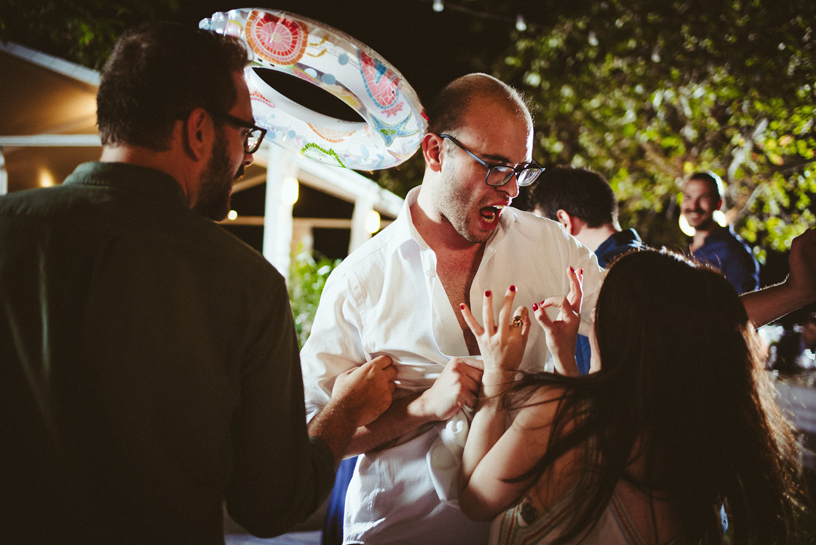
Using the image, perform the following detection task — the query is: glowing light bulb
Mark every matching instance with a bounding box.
[281,177,299,205]
[515,14,527,32]
[433,0,444,12]
[38,168,55,188]
[365,210,381,234]
[713,210,727,227]
[678,214,694,237]
[227,210,238,220]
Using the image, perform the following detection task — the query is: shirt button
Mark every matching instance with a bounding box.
[426,269,434,277]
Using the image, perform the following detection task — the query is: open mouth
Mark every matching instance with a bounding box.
[479,205,505,225]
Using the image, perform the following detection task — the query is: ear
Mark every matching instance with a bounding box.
[555,209,575,234]
[182,108,212,162]
[421,132,444,172]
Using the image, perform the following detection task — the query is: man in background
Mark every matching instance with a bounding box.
[526,165,643,373]
[0,22,395,544]
[682,171,759,294]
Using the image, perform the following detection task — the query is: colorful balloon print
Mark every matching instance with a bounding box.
[200,9,427,171]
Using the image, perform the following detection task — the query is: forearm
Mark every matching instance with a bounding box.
[307,397,362,465]
[741,281,809,328]
[460,395,507,488]
[344,392,438,456]
[460,370,512,486]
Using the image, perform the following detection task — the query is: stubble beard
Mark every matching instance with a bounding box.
[437,167,492,244]
[194,129,243,221]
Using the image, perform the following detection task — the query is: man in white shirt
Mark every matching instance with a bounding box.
[301,73,606,544]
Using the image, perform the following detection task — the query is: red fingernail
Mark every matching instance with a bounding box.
[485,290,492,297]
[532,302,538,310]
[459,303,465,309]
[580,268,584,275]
[510,285,516,292]
[540,300,546,306]
[569,266,575,273]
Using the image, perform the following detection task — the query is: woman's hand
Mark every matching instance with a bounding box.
[460,286,530,396]
[534,267,583,376]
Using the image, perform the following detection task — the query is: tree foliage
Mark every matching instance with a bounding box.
[287,248,341,348]
[0,0,184,69]
[494,0,816,257]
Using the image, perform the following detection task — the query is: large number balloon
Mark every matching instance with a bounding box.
[200,9,427,170]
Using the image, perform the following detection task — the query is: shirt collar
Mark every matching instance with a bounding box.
[63,162,189,208]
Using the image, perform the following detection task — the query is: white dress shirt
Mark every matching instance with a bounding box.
[301,188,604,545]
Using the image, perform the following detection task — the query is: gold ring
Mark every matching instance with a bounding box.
[512,316,523,328]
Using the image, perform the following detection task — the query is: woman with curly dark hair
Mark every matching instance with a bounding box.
[458,249,802,545]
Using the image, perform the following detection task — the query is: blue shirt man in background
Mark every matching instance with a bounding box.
[527,166,644,374]
[682,171,760,294]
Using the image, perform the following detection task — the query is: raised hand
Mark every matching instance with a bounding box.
[460,286,530,396]
[533,266,583,376]
[787,228,816,305]
[332,355,398,428]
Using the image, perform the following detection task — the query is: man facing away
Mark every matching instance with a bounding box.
[526,165,643,374]
[300,74,608,545]
[682,171,760,294]
[0,22,396,545]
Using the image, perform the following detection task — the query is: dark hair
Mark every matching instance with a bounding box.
[527,166,617,228]
[426,73,531,137]
[688,171,725,202]
[97,22,248,151]
[506,249,800,544]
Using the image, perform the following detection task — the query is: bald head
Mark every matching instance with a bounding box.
[426,73,531,137]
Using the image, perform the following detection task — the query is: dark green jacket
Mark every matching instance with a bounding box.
[0,162,334,544]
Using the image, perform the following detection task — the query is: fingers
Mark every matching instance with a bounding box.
[566,266,584,310]
[459,302,484,337]
[370,355,393,369]
[497,286,518,331]
[370,355,398,380]
[482,290,495,334]
[449,357,485,381]
[512,305,531,336]
[460,285,521,335]
[533,300,556,332]
[457,356,485,371]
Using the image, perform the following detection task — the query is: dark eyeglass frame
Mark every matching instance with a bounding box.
[210,111,267,154]
[438,133,543,187]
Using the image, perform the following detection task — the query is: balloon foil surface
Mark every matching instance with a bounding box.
[201,9,427,170]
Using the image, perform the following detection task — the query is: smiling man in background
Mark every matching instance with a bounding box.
[682,171,759,294]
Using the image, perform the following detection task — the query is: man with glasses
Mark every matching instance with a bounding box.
[301,73,607,545]
[0,22,397,543]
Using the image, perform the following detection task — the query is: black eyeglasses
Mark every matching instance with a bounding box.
[439,133,543,187]
[210,111,267,154]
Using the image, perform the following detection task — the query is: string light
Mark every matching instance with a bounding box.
[424,0,534,32]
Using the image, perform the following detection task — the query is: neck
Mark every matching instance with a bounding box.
[100,144,193,206]
[575,224,619,253]
[690,223,718,251]
[413,187,485,257]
